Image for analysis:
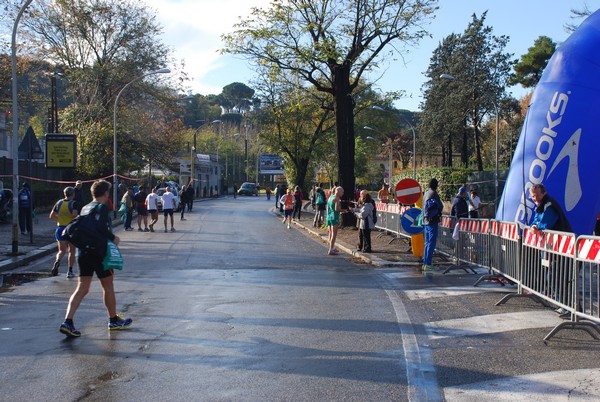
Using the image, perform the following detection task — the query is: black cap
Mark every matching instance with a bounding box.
[428,178,438,190]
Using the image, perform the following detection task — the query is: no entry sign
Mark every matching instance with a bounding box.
[395,178,421,205]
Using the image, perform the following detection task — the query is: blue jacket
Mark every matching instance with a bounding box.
[531,194,572,232]
[18,188,32,208]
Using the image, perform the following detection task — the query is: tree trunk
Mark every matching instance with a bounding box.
[462,117,469,168]
[295,157,309,190]
[446,130,453,167]
[332,62,356,226]
[332,62,355,200]
[473,119,483,171]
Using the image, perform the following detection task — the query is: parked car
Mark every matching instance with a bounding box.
[157,186,182,211]
[238,182,258,196]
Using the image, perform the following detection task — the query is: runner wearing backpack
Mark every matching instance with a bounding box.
[422,178,443,272]
[59,180,132,338]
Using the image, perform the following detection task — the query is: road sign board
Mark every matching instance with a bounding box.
[401,207,424,235]
[395,178,421,205]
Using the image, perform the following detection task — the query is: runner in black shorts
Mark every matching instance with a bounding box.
[134,185,149,231]
[59,180,132,338]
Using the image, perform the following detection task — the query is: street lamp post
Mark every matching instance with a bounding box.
[10,0,34,254]
[212,120,223,196]
[440,73,499,211]
[113,68,170,216]
[371,105,417,179]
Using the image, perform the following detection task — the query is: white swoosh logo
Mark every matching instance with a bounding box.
[547,128,582,211]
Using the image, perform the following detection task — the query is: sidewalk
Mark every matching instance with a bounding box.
[0,210,59,273]
[278,203,450,268]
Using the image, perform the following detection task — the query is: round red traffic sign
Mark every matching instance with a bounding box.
[395,178,422,205]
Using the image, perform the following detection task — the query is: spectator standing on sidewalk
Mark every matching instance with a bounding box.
[469,190,481,219]
[529,183,573,317]
[121,187,134,231]
[134,185,149,231]
[451,186,469,220]
[180,185,188,221]
[59,179,132,338]
[73,180,84,211]
[146,187,159,232]
[313,184,326,227]
[292,185,303,220]
[422,178,443,271]
[326,186,344,256]
[185,183,194,211]
[18,182,33,235]
[353,190,375,253]
[265,185,272,201]
[49,186,79,278]
[275,184,284,211]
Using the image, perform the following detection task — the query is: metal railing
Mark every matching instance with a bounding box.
[370,204,599,341]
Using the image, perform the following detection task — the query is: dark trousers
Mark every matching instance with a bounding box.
[267,192,271,200]
[358,228,372,252]
[180,205,185,219]
[187,199,193,212]
[293,203,302,219]
[19,207,32,233]
[124,210,133,229]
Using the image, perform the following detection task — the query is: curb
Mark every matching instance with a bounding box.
[0,244,56,273]
[274,207,411,268]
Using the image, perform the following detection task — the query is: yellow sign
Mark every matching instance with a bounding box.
[46,134,77,169]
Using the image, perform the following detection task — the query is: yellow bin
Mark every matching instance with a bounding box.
[411,233,424,257]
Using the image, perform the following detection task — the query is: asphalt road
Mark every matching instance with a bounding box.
[1,196,599,401]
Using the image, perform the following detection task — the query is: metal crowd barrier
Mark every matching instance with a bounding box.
[436,215,456,257]
[374,202,388,239]
[443,218,488,274]
[474,220,521,287]
[374,203,411,244]
[544,236,600,340]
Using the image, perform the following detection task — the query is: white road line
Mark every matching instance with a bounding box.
[378,272,442,402]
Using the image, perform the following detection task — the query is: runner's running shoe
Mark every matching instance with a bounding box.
[60,321,81,337]
[108,316,133,330]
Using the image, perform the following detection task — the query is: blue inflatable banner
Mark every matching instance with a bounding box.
[496,9,600,236]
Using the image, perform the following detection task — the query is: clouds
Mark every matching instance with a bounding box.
[145,0,268,94]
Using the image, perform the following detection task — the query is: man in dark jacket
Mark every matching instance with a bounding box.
[18,182,33,235]
[530,184,572,233]
[185,184,194,211]
[422,178,443,271]
[529,183,573,317]
[450,186,469,219]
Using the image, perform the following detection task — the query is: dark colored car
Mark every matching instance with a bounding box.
[238,182,258,196]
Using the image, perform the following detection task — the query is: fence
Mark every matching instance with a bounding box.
[374,203,411,244]
[372,203,600,341]
[474,220,521,287]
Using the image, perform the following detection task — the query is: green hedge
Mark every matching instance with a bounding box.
[391,167,474,202]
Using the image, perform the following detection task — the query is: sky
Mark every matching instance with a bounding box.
[144,0,598,112]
